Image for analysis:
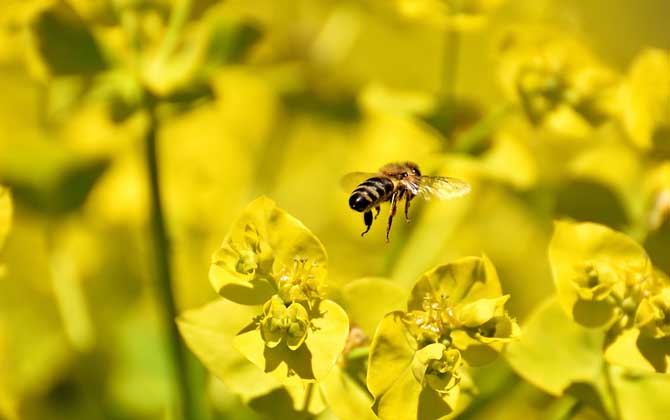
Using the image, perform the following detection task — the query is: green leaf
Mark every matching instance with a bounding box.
[505,298,618,418]
[506,298,605,396]
[209,196,327,305]
[367,312,416,398]
[555,180,629,230]
[0,143,109,216]
[177,299,325,415]
[30,2,107,76]
[549,221,650,327]
[621,49,670,150]
[190,0,222,19]
[367,313,457,420]
[457,296,510,327]
[407,255,503,311]
[372,363,455,420]
[611,365,670,420]
[177,299,279,399]
[205,17,263,66]
[320,364,378,420]
[605,328,670,373]
[338,277,406,337]
[233,299,348,383]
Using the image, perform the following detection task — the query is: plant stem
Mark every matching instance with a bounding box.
[145,104,203,420]
[157,0,193,64]
[383,10,464,276]
[548,396,583,420]
[441,27,460,105]
[602,362,622,420]
[453,104,513,153]
[441,0,464,105]
[302,383,314,412]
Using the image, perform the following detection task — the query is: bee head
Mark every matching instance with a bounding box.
[405,162,421,177]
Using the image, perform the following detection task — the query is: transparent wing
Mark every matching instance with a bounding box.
[411,176,471,200]
[340,172,381,192]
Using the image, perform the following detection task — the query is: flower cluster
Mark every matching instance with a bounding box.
[367,256,519,420]
[498,31,619,131]
[550,221,670,372]
[205,197,349,383]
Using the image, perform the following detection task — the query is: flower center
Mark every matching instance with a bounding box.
[236,250,258,275]
[405,293,458,347]
[277,257,322,303]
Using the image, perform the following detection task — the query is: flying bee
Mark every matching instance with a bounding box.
[342,162,471,242]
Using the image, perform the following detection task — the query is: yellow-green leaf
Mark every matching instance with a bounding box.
[605,328,670,374]
[367,312,416,398]
[338,277,406,337]
[372,362,455,420]
[457,295,510,327]
[407,256,502,311]
[611,364,670,420]
[320,364,378,420]
[177,299,279,400]
[505,298,605,396]
[620,49,670,150]
[506,297,623,418]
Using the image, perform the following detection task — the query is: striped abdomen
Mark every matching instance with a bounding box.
[348,177,394,212]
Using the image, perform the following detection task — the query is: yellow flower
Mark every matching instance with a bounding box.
[260,296,311,350]
[498,30,619,134]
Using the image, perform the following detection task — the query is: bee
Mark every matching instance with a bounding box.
[343,162,471,242]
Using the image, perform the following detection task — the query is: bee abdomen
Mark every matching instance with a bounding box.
[348,177,394,212]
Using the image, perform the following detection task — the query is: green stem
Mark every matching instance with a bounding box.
[453,104,513,153]
[602,362,622,420]
[49,249,96,352]
[441,27,460,105]
[453,370,518,420]
[156,0,193,64]
[302,383,314,412]
[547,396,583,420]
[383,7,465,275]
[441,0,464,105]
[145,104,203,420]
[119,7,142,69]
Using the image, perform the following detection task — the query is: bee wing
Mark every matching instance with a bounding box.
[340,172,381,192]
[412,176,471,200]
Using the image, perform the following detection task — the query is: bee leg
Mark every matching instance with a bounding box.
[404,194,414,223]
[361,210,373,237]
[374,205,381,219]
[385,192,398,243]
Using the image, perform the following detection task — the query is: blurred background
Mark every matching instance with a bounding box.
[0,0,669,419]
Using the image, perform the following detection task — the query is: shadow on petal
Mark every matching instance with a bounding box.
[636,335,670,373]
[417,387,452,420]
[220,278,276,305]
[247,387,313,420]
[572,299,614,328]
[263,342,316,379]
